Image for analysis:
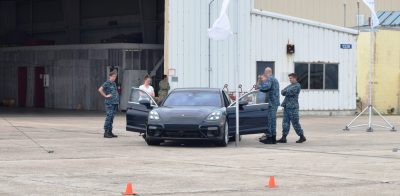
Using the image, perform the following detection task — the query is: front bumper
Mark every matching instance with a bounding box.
[146,122,225,141]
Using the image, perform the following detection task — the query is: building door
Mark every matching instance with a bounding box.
[256,61,275,81]
[18,67,28,107]
[34,67,45,108]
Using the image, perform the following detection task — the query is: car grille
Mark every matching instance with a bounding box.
[162,124,206,138]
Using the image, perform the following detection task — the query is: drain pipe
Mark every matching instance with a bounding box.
[208,0,216,88]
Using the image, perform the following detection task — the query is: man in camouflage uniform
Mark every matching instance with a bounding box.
[158,75,170,102]
[98,70,119,138]
[277,73,306,143]
[258,67,280,144]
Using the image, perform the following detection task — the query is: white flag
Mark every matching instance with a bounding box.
[362,0,380,28]
[208,0,233,41]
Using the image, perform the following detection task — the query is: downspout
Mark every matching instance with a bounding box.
[208,0,216,88]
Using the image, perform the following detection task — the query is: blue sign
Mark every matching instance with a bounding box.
[340,44,352,49]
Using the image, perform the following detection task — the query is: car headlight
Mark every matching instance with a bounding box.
[206,111,222,121]
[149,110,160,120]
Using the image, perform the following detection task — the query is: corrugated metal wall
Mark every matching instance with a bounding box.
[168,0,251,89]
[250,11,357,111]
[0,44,163,110]
[168,0,357,111]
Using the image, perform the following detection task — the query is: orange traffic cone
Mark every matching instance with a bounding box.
[122,182,137,195]
[266,176,277,188]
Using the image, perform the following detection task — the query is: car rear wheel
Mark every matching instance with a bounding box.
[215,122,229,147]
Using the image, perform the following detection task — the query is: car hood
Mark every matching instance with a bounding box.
[154,106,223,124]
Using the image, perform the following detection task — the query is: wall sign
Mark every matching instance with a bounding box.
[340,44,352,49]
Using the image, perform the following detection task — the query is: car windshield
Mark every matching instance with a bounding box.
[163,91,222,107]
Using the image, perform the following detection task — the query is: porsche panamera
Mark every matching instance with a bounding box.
[126,88,269,146]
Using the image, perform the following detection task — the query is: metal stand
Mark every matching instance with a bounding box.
[344,104,396,132]
[344,29,396,132]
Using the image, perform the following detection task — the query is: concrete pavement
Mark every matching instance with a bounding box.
[0,107,399,195]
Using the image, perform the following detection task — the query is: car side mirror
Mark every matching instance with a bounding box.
[139,99,152,109]
[238,100,248,110]
[239,100,248,106]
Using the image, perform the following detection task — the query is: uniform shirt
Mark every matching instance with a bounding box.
[281,82,301,109]
[139,85,154,96]
[102,80,119,105]
[158,79,170,100]
[259,75,280,107]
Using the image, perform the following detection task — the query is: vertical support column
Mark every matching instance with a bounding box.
[164,0,169,75]
[63,0,81,43]
[0,1,17,36]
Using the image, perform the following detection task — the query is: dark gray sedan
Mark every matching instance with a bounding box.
[126,88,269,146]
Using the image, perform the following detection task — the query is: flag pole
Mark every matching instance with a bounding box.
[207,0,240,144]
[344,0,395,132]
[234,0,240,147]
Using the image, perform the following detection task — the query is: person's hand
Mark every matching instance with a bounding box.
[261,74,267,81]
[105,94,112,98]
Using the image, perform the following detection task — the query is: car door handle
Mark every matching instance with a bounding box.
[260,108,267,111]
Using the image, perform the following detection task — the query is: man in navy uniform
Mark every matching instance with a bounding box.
[278,73,306,143]
[98,70,119,138]
[259,67,280,144]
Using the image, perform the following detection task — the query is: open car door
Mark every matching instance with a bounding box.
[126,88,158,133]
[226,90,269,135]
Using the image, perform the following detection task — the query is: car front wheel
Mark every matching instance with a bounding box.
[215,122,229,147]
[144,131,163,146]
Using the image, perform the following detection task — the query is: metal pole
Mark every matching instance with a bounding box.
[235,0,239,146]
[366,29,374,131]
[208,0,216,88]
[343,3,396,132]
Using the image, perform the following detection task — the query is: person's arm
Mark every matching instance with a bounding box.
[98,86,112,98]
[285,84,300,96]
[259,77,272,91]
[149,86,155,97]
[281,86,288,96]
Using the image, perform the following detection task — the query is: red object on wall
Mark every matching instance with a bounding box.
[23,38,55,46]
[18,67,28,107]
[34,67,45,108]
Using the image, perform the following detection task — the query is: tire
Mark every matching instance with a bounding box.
[145,138,163,146]
[215,122,229,147]
[144,130,163,146]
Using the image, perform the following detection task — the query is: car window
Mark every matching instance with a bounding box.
[163,91,222,107]
[129,88,157,106]
[230,90,268,106]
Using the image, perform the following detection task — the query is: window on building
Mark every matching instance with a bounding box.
[294,63,339,90]
[294,63,308,89]
[325,64,339,89]
[310,64,323,89]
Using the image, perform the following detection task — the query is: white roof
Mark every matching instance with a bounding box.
[251,9,359,35]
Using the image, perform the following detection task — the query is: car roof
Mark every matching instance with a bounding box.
[172,88,221,92]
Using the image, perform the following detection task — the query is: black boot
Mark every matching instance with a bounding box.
[296,135,306,143]
[104,130,113,138]
[260,136,276,144]
[259,134,267,141]
[267,135,276,144]
[276,135,287,143]
[110,130,118,138]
